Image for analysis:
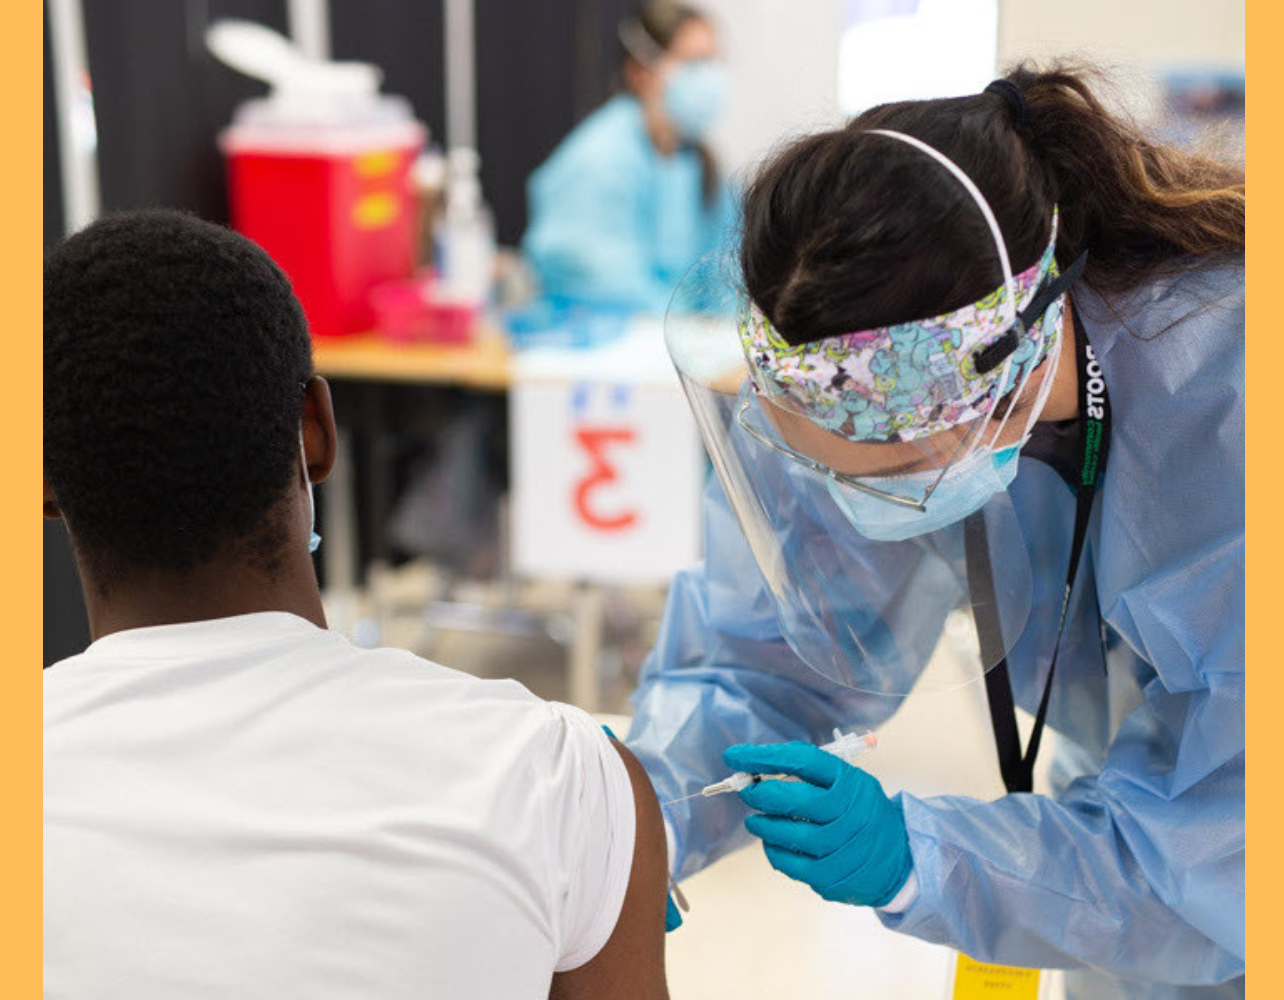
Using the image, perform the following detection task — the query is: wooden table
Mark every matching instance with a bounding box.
[311,329,512,389]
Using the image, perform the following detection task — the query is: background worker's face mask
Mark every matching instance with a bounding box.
[662,60,728,141]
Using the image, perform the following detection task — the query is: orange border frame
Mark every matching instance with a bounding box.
[1246,0,1268,994]
[16,2,41,996]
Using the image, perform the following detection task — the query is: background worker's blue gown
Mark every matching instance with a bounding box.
[627,265,1245,999]
[523,95,739,313]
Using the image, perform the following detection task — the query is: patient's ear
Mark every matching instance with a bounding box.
[43,478,62,520]
[301,377,338,484]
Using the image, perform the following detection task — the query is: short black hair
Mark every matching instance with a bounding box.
[44,209,314,588]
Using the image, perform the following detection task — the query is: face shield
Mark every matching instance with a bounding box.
[665,130,1075,695]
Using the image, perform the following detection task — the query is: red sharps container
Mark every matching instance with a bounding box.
[218,61,427,337]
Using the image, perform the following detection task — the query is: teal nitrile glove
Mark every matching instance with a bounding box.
[602,725,684,933]
[723,740,912,907]
[665,892,683,931]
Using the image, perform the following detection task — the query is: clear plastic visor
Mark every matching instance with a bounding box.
[666,254,1036,695]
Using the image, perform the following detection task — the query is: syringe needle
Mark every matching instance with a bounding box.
[661,732,878,809]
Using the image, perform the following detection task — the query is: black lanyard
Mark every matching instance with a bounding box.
[965,282,1111,796]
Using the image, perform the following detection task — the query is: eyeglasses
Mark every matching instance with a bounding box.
[734,391,977,512]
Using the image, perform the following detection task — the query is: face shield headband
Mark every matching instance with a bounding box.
[738,130,1075,445]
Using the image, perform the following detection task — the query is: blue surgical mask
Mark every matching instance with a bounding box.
[662,60,728,141]
[826,444,1022,542]
[300,432,321,554]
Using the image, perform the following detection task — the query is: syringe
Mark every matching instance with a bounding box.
[663,729,878,806]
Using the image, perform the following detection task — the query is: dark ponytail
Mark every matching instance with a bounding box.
[742,62,1244,346]
[1009,62,1243,295]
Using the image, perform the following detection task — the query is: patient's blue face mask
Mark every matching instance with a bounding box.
[300,431,321,554]
[662,60,727,141]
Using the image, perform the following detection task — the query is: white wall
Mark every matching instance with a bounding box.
[997,0,1244,123]
[997,0,1244,72]
[701,0,1244,178]
[701,0,847,183]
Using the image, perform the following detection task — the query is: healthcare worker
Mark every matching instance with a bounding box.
[627,65,1244,999]
[521,0,739,312]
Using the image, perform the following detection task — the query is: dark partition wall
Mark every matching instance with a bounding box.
[79,0,634,244]
[43,9,64,245]
[328,0,632,247]
[475,0,632,246]
[83,0,289,221]
[44,521,90,668]
[329,0,447,151]
[44,4,92,666]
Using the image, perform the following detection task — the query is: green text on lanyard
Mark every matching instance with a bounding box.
[966,303,1113,796]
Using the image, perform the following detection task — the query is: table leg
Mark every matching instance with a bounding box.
[569,583,606,713]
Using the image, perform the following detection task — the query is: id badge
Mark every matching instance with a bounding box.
[948,952,1052,999]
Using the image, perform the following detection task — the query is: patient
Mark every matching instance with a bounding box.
[43,210,669,999]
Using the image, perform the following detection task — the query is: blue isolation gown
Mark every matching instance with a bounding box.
[522,95,740,313]
[626,263,1245,998]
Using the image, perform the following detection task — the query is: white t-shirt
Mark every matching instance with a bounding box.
[44,612,636,999]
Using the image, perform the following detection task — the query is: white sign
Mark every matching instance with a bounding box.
[510,375,704,584]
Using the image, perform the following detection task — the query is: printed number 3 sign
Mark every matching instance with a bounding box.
[511,381,702,583]
[573,426,639,532]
